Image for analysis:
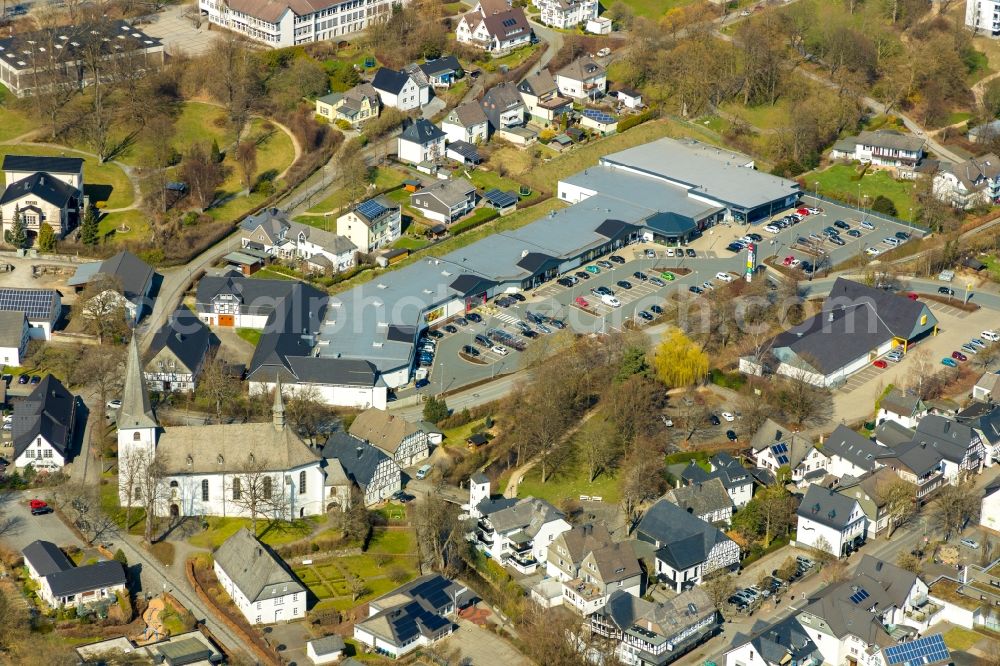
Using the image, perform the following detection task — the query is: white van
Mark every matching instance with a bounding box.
[601,294,621,308]
[415,464,433,480]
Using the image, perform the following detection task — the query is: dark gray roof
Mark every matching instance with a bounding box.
[372,67,415,95]
[2,155,84,175]
[22,540,72,577]
[399,118,446,145]
[419,56,462,78]
[147,308,211,374]
[0,288,60,321]
[797,484,861,529]
[750,418,816,470]
[732,616,820,665]
[247,332,379,387]
[240,207,290,239]
[447,140,481,162]
[957,403,1000,445]
[13,375,75,459]
[321,432,393,488]
[856,130,925,153]
[644,211,697,236]
[771,278,936,376]
[637,499,734,570]
[470,472,489,484]
[213,528,305,603]
[822,425,885,473]
[195,277,327,335]
[46,560,126,598]
[476,496,518,516]
[0,172,78,208]
[480,82,523,130]
[880,388,925,419]
[663,478,733,518]
[853,555,917,609]
[874,420,915,449]
[912,415,979,463]
[885,440,943,477]
[0,310,25,347]
[96,251,155,305]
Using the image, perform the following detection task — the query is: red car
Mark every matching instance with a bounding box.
[907,292,919,301]
[782,256,795,266]
[575,296,589,307]
[952,351,968,362]
[796,208,811,216]
[29,499,47,510]
[872,360,888,369]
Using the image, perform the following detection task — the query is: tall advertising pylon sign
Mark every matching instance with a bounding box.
[746,243,756,282]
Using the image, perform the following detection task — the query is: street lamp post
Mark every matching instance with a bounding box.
[814,181,820,201]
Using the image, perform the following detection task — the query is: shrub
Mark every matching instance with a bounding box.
[617,108,658,133]
[771,160,806,178]
[871,195,898,217]
[335,119,352,131]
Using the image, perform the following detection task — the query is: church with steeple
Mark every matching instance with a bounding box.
[117,335,331,520]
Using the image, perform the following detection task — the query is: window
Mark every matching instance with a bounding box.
[257,602,261,610]
[263,476,272,499]
[255,616,261,623]
[133,431,141,441]
[43,449,52,458]
[233,478,241,500]
[201,479,209,501]
[293,593,298,602]
[299,470,306,494]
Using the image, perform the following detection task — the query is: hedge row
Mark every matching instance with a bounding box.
[617,107,659,134]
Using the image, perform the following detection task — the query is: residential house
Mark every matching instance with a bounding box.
[480,82,526,132]
[797,556,927,664]
[397,119,447,165]
[456,0,532,56]
[195,275,326,331]
[874,419,916,449]
[240,208,357,272]
[198,0,392,47]
[590,588,720,666]
[22,540,126,610]
[518,70,572,126]
[354,575,471,659]
[321,432,401,505]
[0,288,61,340]
[336,196,401,252]
[466,473,517,521]
[240,207,290,254]
[348,408,431,468]
[981,478,1000,532]
[743,278,938,388]
[968,0,1000,38]
[956,402,1000,464]
[546,522,614,581]
[1,155,84,242]
[213,528,306,625]
[0,22,163,98]
[615,88,644,109]
[877,388,928,429]
[933,153,1000,209]
[0,311,28,367]
[968,119,1000,143]
[555,56,607,100]
[835,468,901,535]
[441,101,489,144]
[910,414,986,479]
[446,141,482,166]
[315,83,381,126]
[371,68,430,111]
[68,250,156,325]
[878,439,946,503]
[663,478,734,525]
[929,562,1000,630]
[418,56,463,88]
[13,375,76,471]
[680,453,754,507]
[533,0,598,29]
[796,484,867,558]
[144,308,212,393]
[75,631,224,665]
[974,372,1000,402]
[636,499,739,593]
[307,635,346,665]
[724,616,821,666]
[821,425,887,479]
[410,178,477,224]
[831,130,926,175]
[560,542,643,616]
[474,496,571,574]
[750,418,828,485]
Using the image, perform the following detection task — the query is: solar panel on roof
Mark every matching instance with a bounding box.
[484,188,518,208]
[356,199,387,220]
[0,289,55,320]
[776,454,789,465]
[848,588,870,604]
[583,109,616,123]
[884,634,950,666]
[502,18,516,26]
[770,443,787,455]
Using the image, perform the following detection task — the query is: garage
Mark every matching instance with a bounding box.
[218,315,234,327]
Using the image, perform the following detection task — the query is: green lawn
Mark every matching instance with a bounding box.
[808,164,917,221]
[946,111,973,126]
[98,210,150,243]
[466,169,539,203]
[188,516,321,550]
[0,144,134,209]
[720,99,795,132]
[304,166,408,215]
[294,549,419,612]
[441,418,486,448]
[0,85,39,141]
[942,626,981,651]
[617,0,698,18]
[982,254,1000,282]
[514,414,622,505]
[98,478,145,535]
[483,45,540,72]
[236,328,262,346]
[367,528,415,555]
[167,102,229,158]
[391,236,429,251]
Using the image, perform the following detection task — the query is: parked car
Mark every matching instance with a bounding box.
[592,286,613,297]
[796,208,811,216]
[665,248,675,257]
[633,271,648,281]
[576,271,591,280]
[31,506,53,516]
[952,351,967,362]
[885,350,903,363]
[29,376,40,384]
[106,399,122,410]
[467,312,483,323]
[510,293,526,302]
[938,286,955,296]
[895,231,910,241]
[960,537,981,549]
[764,224,781,234]
[865,247,882,256]
[474,334,491,348]
[650,304,663,314]
[550,319,565,329]
[689,285,703,294]
[645,249,656,258]
[873,359,888,369]
[522,330,538,339]
[557,277,574,287]
[586,265,601,274]
[708,414,721,426]
[616,280,633,290]
[726,242,744,252]
[847,229,862,238]
[596,47,611,57]
[961,344,979,355]
[686,248,696,257]
[637,310,654,321]
[462,345,480,356]
[492,345,509,356]
[454,316,468,326]
[748,233,763,242]
[610,255,625,264]
[660,272,675,281]
[649,277,666,287]
[726,430,738,441]
[715,272,734,282]
[721,411,735,422]
[982,330,1000,342]
[861,220,876,230]
[970,338,988,349]
[829,235,846,246]
[834,220,851,230]
[601,294,622,308]
[443,324,458,334]
[782,256,795,266]
[576,296,589,308]
[17,375,28,385]
[941,357,959,368]
[597,260,613,269]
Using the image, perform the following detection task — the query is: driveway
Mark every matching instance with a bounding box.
[0,490,85,553]
[265,621,312,666]
[140,4,223,57]
[443,617,532,666]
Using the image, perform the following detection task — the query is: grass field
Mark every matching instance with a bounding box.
[466,169,539,203]
[0,85,39,142]
[616,0,698,18]
[236,328,262,346]
[514,414,622,505]
[942,626,981,651]
[98,210,150,243]
[808,164,917,221]
[391,236,429,250]
[0,144,134,209]
[188,516,321,550]
[304,166,408,216]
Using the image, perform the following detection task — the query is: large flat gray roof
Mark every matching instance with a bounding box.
[561,166,722,221]
[599,137,800,211]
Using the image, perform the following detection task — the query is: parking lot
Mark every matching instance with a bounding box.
[0,490,84,553]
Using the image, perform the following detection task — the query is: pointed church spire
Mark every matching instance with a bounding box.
[273,374,285,431]
[120,334,156,429]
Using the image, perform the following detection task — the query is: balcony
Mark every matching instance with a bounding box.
[506,554,538,574]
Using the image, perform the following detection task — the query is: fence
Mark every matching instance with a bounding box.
[801,192,930,236]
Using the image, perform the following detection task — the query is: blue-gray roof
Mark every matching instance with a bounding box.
[321,432,391,488]
[22,540,72,577]
[797,484,861,529]
[400,118,445,145]
[822,425,886,473]
[46,560,126,598]
[637,499,734,570]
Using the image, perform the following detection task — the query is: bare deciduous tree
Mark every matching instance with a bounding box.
[78,274,129,344]
[875,476,917,538]
[196,352,241,423]
[225,453,287,533]
[180,143,228,211]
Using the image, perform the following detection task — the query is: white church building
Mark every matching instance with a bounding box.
[117,337,327,520]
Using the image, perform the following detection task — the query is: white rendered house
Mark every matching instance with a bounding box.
[213,528,306,625]
[796,485,867,558]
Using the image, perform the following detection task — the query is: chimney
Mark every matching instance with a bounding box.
[356,446,364,459]
[775,430,782,441]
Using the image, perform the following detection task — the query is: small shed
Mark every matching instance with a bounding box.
[615,88,643,109]
[580,109,618,135]
[483,188,519,216]
[222,251,264,276]
[306,635,346,664]
[446,140,482,165]
[403,179,421,192]
[376,248,410,268]
[962,257,987,271]
[427,223,448,239]
[466,433,489,449]
[586,16,612,34]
